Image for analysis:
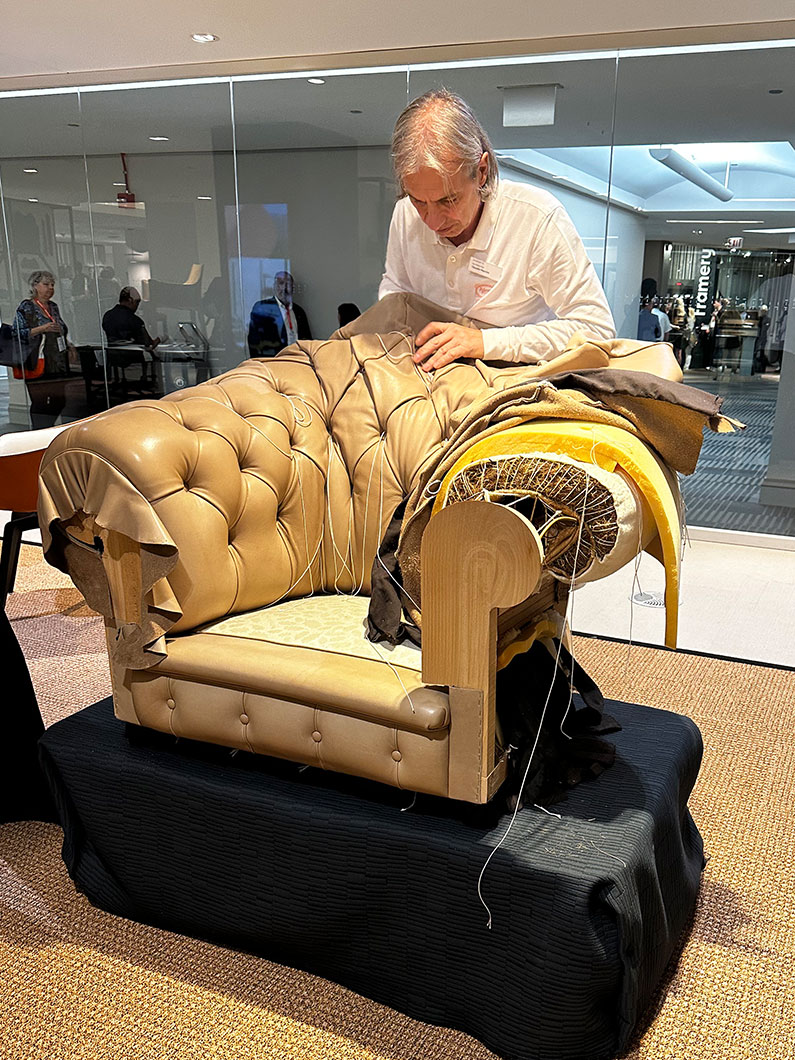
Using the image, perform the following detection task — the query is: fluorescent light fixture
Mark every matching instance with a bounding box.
[665,219,763,224]
[649,148,734,201]
[113,182,126,186]
[192,33,218,43]
[307,78,325,85]
[149,135,170,141]
[502,84,558,127]
[27,197,38,202]
[743,227,795,233]
[23,167,37,173]
[197,196,212,200]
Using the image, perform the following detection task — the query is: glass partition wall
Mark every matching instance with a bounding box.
[1,42,793,538]
[610,44,795,535]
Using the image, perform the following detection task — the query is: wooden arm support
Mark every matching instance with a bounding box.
[421,500,544,802]
[421,500,544,689]
[61,512,142,627]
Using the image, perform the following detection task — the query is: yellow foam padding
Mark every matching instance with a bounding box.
[432,420,682,648]
[496,616,562,671]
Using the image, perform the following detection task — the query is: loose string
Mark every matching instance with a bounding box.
[476,475,591,930]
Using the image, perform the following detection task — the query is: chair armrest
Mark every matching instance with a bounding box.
[420,501,544,803]
[420,499,543,690]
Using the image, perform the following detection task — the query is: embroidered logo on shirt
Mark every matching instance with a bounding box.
[474,282,496,300]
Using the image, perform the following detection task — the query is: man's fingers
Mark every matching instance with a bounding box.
[414,326,453,364]
[415,321,445,347]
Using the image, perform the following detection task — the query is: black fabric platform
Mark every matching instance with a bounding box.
[39,698,704,1060]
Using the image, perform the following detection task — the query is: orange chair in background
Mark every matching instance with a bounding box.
[0,425,71,606]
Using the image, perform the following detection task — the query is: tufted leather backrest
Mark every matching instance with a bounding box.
[39,329,494,633]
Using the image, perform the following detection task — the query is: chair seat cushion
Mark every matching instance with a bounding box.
[121,593,451,795]
[201,593,422,671]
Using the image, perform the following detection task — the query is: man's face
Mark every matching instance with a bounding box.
[402,153,488,244]
[274,273,294,305]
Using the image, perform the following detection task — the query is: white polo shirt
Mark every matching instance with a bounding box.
[378,179,615,364]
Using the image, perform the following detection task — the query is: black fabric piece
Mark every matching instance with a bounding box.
[496,641,621,810]
[39,697,704,1060]
[366,498,420,647]
[1,608,58,823]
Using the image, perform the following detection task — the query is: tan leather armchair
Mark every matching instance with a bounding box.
[38,296,719,804]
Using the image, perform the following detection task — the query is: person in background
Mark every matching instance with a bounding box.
[652,297,672,343]
[97,266,120,303]
[13,269,76,428]
[337,302,361,328]
[753,305,771,374]
[248,271,312,356]
[637,296,662,342]
[102,287,161,350]
[379,89,615,371]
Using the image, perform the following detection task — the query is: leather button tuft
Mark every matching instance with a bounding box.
[240,713,249,724]
[166,698,175,709]
[312,730,322,742]
[392,750,402,762]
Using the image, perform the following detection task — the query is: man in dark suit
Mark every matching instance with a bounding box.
[247,271,312,356]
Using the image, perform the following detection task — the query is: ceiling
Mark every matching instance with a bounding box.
[1,0,794,86]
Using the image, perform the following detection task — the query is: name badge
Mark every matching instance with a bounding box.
[469,257,502,281]
[56,335,67,353]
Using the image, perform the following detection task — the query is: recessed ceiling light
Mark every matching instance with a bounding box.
[192,33,219,43]
[149,136,170,141]
[23,168,38,173]
[197,196,212,200]
[307,78,325,85]
[28,198,39,203]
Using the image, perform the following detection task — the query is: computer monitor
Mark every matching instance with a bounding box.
[177,321,209,354]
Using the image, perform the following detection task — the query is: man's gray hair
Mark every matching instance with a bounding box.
[27,269,55,296]
[391,89,499,201]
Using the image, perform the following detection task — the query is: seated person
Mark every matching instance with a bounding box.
[102,287,161,350]
[248,271,312,356]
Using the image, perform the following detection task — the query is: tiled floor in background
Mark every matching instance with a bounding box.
[571,534,795,668]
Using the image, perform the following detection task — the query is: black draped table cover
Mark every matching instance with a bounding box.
[40,697,704,1060]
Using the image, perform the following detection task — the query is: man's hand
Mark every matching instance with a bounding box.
[413,321,484,372]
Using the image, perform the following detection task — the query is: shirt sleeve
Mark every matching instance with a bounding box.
[481,207,616,364]
[13,301,36,346]
[378,203,412,299]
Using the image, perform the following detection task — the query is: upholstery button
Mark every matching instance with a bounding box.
[240,713,249,724]
[448,280,454,288]
[392,750,402,762]
[312,730,322,742]
[166,698,175,709]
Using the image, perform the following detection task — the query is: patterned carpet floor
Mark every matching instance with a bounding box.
[2,545,794,1060]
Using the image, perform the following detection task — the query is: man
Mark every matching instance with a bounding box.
[102,286,160,349]
[379,90,615,372]
[247,271,312,356]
